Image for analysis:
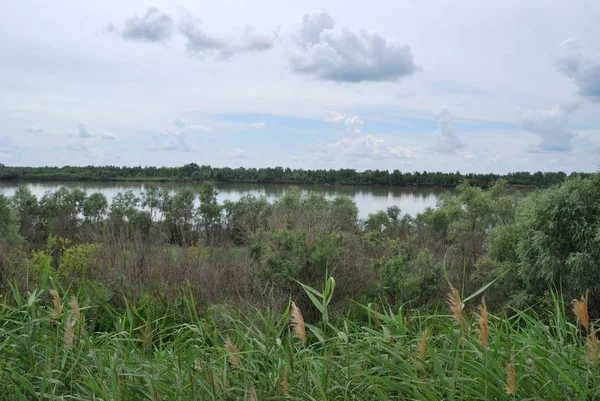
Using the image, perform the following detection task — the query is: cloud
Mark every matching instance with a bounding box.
[101,133,116,140]
[290,11,417,83]
[432,107,464,153]
[344,116,363,134]
[519,103,577,152]
[324,112,363,134]
[65,142,88,152]
[309,135,414,162]
[76,122,92,138]
[0,136,17,149]
[187,124,213,133]
[179,15,274,60]
[324,111,345,124]
[109,7,174,43]
[293,10,335,48]
[174,118,185,129]
[249,122,266,129]
[557,50,600,100]
[26,125,44,135]
[230,148,247,158]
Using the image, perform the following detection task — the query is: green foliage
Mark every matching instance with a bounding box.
[516,176,600,307]
[372,236,443,307]
[0,281,599,400]
[82,192,108,223]
[0,193,22,246]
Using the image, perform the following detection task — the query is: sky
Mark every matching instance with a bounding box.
[1,0,599,173]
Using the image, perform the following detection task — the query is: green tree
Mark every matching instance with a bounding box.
[516,175,600,311]
[83,192,108,223]
[198,183,222,244]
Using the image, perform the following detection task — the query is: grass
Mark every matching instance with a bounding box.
[0,279,598,400]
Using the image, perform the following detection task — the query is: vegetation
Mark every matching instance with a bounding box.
[1,173,599,399]
[0,163,591,188]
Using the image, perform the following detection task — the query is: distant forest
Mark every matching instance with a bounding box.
[0,163,591,188]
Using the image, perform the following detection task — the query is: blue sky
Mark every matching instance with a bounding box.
[1,0,599,173]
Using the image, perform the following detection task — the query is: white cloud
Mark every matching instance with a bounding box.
[65,142,88,152]
[432,107,464,153]
[174,118,185,129]
[290,11,417,82]
[101,133,116,140]
[179,15,274,60]
[309,134,414,162]
[324,111,345,125]
[26,125,44,135]
[109,7,174,43]
[230,148,247,158]
[187,124,213,133]
[344,116,363,134]
[519,103,577,152]
[249,122,266,129]
[69,122,93,138]
[324,112,363,134]
[557,44,600,100]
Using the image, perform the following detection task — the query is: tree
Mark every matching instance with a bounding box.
[0,193,22,246]
[516,175,600,311]
[198,183,222,244]
[83,193,108,224]
[167,188,197,245]
[10,186,39,237]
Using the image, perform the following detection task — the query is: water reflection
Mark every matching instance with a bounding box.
[0,181,447,219]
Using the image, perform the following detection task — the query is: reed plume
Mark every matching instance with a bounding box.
[224,336,240,368]
[69,295,80,322]
[477,296,489,352]
[49,290,62,319]
[417,330,427,368]
[572,290,589,333]
[447,286,462,326]
[589,323,598,366]
[291,302,306,346]
[249,387,258,401]
[506,354,516,397]
[64,315,74,350]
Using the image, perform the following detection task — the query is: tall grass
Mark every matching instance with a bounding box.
[0,280,598,400]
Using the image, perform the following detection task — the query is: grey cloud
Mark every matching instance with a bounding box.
[557,51,600,100]
[180,16,274,60]
[293,10,335,48]
[151,132,193,152]
[112,7,174,43]
[26,125,44,135]
[519,104,577,152]
[174,118,185,129]
[0,135,17,149]
[77,122,92,138]
[290,11,417,83]
[65,142,88,152]
[432,107,464,153]
[101,133,116,140]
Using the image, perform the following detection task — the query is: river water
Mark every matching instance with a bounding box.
[0,182,446,219]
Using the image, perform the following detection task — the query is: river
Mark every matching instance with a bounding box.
[0,182,447,219]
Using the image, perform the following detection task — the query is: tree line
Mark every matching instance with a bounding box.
[2,174,599,318]
[0,163,591,188]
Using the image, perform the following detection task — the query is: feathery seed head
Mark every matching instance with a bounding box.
[49,289,62,319]
[224,336,240,368]
[447,286,463,326]
[572,291,589,333]
[69,295,80,322]
[506,354,516,397]
[477,296,489,352]
[291,301,306,346]
[417,330,427,368]
[589,323,598,366]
